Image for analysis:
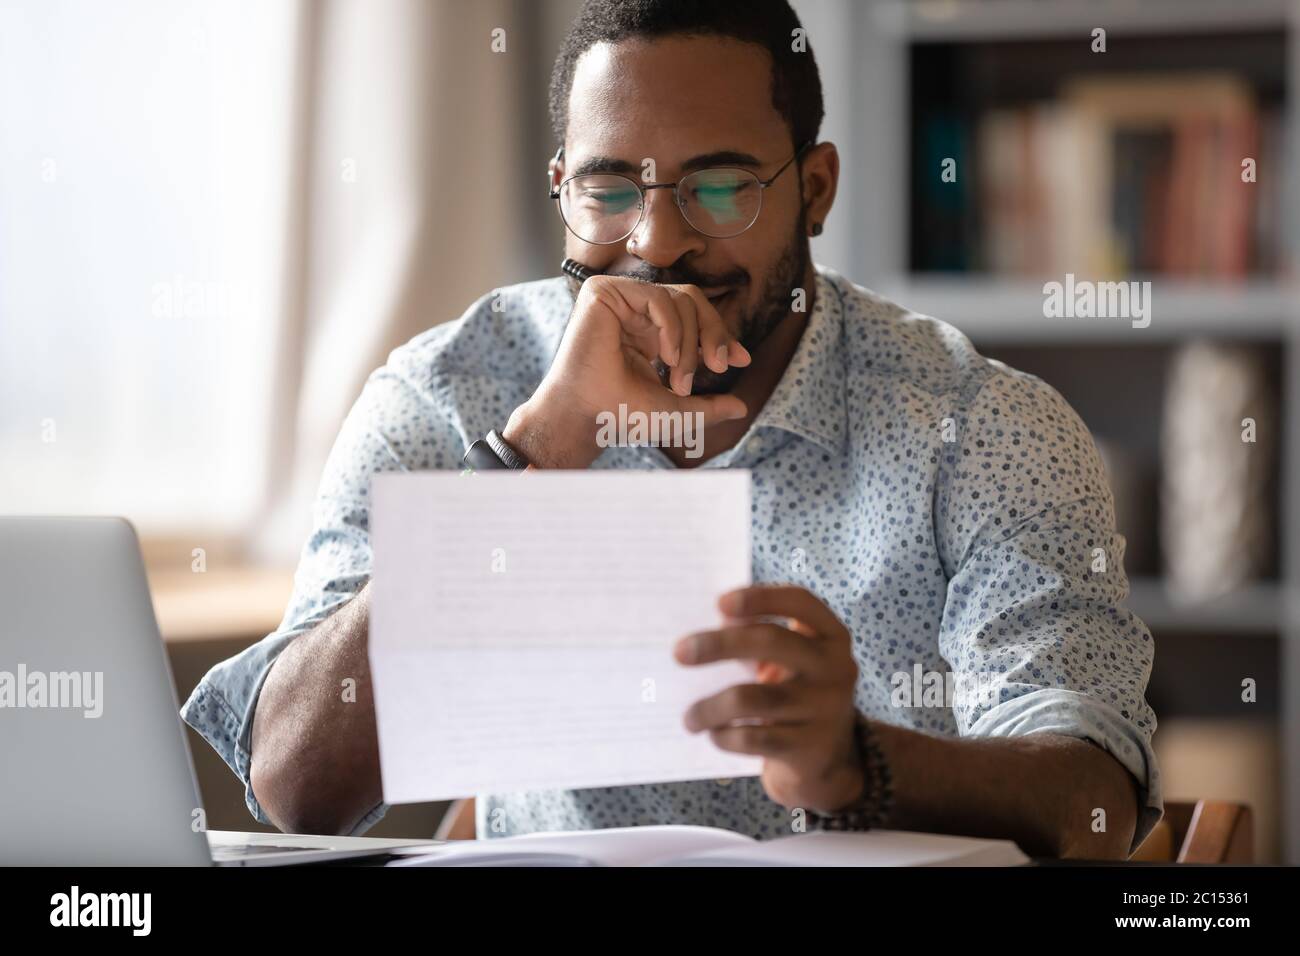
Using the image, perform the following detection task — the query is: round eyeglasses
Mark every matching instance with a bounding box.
[549,141,811,245]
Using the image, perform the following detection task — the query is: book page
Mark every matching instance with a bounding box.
[666,829,1030,867]
[388,825,757,867]
[369,470,762,803]
[387,827,1028,868]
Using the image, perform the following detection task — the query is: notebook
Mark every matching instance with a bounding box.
[386,825,1029,867]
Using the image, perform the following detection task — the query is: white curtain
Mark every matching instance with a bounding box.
[0,0,301,534]
[0,0,571,562]
[247,0,565,562]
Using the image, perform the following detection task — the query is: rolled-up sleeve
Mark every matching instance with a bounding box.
[180,350,467,831]
[935,367,1162,853]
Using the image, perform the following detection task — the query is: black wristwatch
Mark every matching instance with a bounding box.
[804,714,894,832]
[461,428,530,472]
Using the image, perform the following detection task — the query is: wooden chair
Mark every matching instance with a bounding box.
[439,796,1254,862]
[1130,799,1254,863]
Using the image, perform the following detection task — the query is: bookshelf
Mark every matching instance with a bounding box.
[828,0,1300,861]
[873,0,1295,41]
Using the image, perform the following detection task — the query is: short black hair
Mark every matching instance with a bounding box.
[548,0,824,152]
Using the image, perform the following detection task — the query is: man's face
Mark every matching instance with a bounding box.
[559,35,811,393]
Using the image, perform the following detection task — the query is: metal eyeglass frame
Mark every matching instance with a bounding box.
[548,140,812,244]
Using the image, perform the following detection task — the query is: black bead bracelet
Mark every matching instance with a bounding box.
[805,714,894,832]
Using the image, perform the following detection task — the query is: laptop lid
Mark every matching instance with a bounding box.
[0,516,211,865]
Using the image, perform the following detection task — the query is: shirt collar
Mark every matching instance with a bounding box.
[745,264,848,457]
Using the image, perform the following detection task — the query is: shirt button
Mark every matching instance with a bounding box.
[749,435,765,454]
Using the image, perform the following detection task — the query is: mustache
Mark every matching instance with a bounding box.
[614,264,749,290]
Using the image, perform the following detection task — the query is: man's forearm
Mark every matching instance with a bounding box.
[244,577,1139,852]
[249,583,382,835]
[870,721,1139,859]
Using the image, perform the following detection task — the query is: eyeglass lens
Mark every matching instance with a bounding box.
[558,168,763,243]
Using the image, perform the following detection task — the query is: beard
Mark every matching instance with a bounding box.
[690,221,810,394]
[566,211,811,396]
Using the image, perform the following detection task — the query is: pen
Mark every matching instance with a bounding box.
[561,257,595,284]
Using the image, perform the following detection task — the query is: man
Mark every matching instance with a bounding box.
[183,0,1160,859]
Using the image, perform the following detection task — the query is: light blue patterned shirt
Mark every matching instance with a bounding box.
[181,263,1162,850]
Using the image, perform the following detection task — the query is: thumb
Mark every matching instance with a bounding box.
[679,392,748,427]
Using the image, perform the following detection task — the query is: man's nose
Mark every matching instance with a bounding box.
[625,187,707,268]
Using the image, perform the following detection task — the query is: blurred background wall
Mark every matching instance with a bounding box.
[1,0,1296,861]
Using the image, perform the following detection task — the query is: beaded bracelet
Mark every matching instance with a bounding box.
[805,714,894,832]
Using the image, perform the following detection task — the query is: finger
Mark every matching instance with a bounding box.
[620,325,662,366]
[675,622,826,675]
[683,681,808,732]
[667,288,699,396]
[718,585,848,641]
[641,284,684,370]
[681,286,752,372]
[708,723,804,757]
[679,286,733,375]
[585,276,676,365]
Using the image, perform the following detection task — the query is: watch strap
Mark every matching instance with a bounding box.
[486,428,530,470]
[461,430,530,473]
[462,439,509,472]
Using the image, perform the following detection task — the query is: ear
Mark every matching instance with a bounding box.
[800,142,839,236]
[547,146,565,196]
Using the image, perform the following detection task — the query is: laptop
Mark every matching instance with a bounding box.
[0,516,441,866]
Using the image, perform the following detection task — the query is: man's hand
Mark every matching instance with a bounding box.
[674,584,864,815]
[503,275,751,468]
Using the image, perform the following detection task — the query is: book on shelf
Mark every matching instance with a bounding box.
[916,72,1283,279]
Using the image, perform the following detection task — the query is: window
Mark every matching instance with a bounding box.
[0,0,300,533]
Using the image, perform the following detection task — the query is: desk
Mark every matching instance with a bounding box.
[148,566,295,643]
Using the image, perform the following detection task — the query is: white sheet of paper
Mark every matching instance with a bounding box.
[369,470,762,803]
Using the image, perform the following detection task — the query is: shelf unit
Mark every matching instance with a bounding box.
[1127,577,1293,636]
[871,0,1297,42]
[875,279,1298,342]
[808,0,1300,861]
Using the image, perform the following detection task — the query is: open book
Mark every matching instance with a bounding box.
[387,825,1028,867]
